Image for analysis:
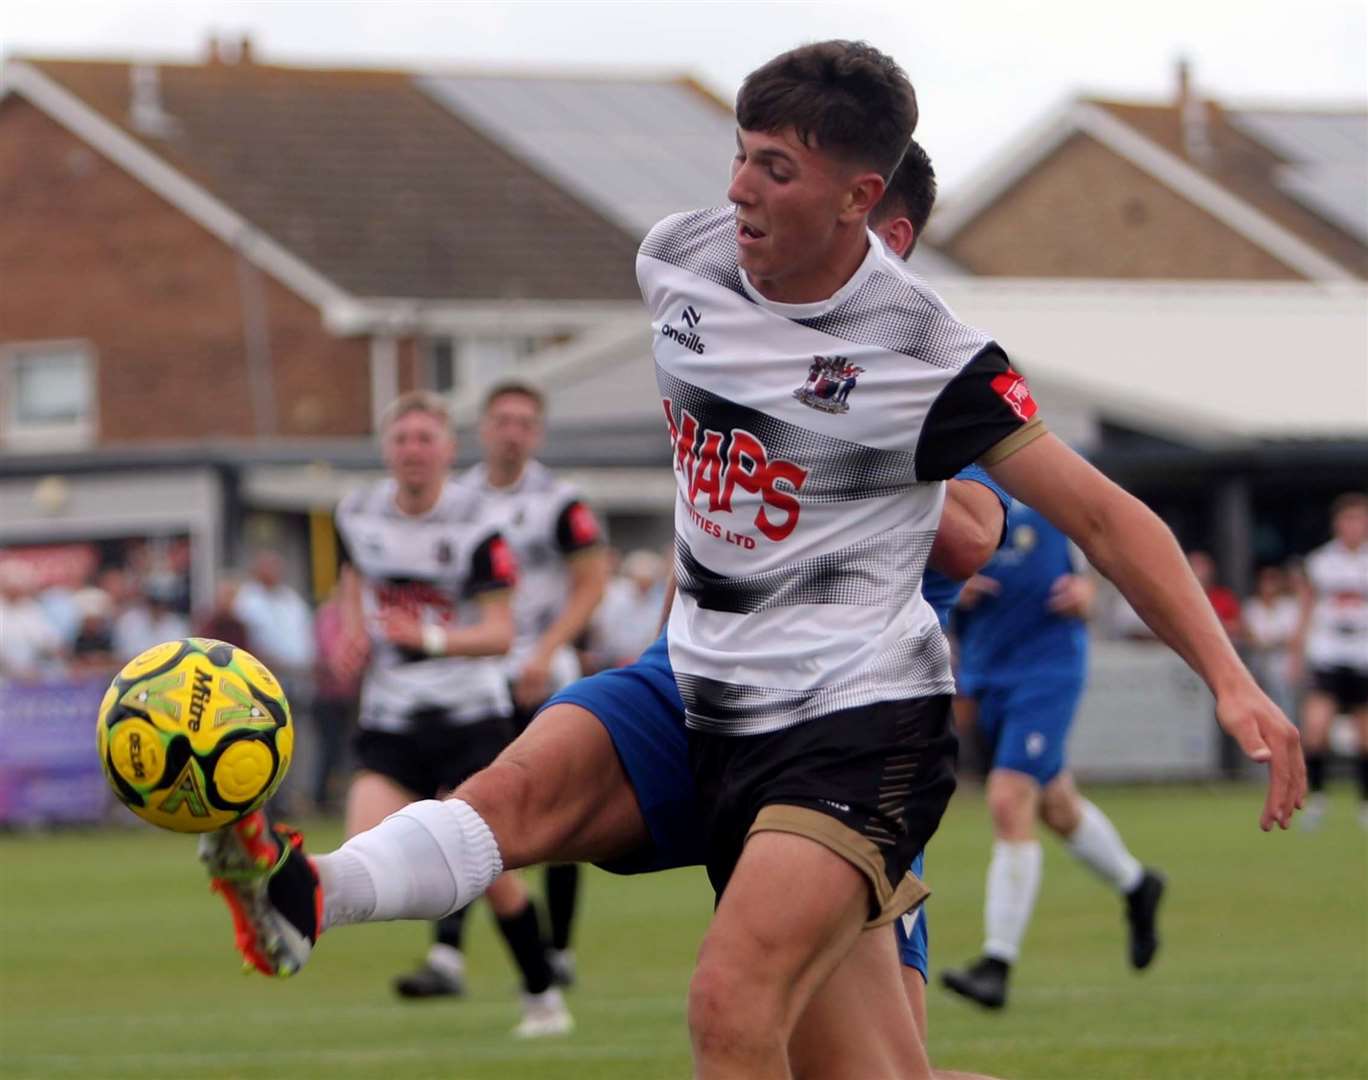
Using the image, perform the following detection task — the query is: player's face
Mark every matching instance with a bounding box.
[382,410,455,493]
[728,127,882,300]
[1334,505,1368,547]
[480,393,543,472]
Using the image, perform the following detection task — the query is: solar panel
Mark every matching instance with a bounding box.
[1229,110,1368,244]
[418,74,738,237]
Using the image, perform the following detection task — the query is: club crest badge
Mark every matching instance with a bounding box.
[793,355,864,415]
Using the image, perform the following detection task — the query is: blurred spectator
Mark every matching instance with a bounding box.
[113,577,190,660]
[312,593,366,813]
[234,551,315,814]
[196,577,252,649]
[69,587,117,672]
[233,552,315,674]
[1244,564,1300,717]
[1188,550,1242,640]
[37,564,85,647]
[97,567,137,616]
[586,548,667,671]
[0,563,65,681]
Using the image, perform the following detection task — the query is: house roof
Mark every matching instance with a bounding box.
[3,53,970,319]
[930,89,1368,282]
[417,73,736,239]
[1090,99,1368,278]
[6,57,648,304]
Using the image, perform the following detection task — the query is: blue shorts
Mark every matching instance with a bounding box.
[962,671,1085,785]
[545,631,930,974]
[544,633,707,875]
[894,850,929,980]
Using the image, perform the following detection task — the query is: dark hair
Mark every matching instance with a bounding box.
[1331,492,1368,518]
[482,380,545,415]
[869,138,936,235]
[736,40,917,178]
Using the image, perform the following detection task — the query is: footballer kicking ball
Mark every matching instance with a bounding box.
[97,638,293,833]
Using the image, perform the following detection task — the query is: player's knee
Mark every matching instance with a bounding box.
[986,781,1035,836]
[453,757,545,865]
[687,953,774,1053]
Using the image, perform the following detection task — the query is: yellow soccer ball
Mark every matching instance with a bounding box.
[96,638,293,833]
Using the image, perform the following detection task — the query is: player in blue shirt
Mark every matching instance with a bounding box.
[939,501,1165,1010]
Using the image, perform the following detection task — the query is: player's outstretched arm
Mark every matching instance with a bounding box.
[986,433,1305,830]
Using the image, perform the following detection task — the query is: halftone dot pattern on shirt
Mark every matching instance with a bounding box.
[675,530,935,615]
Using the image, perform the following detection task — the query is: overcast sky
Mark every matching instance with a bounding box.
[2,0,1364,193]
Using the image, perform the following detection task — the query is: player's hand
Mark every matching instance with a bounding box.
[514,653,553,710]
[955,574,1000,610]
[1214,681,1306,831]
[1047,574,1094,619]
[378,607,425,651]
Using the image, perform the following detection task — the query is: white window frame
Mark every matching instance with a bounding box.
[0,340,98,450]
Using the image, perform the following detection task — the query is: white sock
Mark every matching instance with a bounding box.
[983,839,1042,964]
[1065,799,1143,894]
[426,942,465,982]
[314,799,503,931]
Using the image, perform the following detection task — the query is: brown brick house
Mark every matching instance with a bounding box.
[0,48,736,452]
[928,64,1367,282]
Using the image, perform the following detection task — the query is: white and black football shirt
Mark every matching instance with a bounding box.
[456,460,603,691]
[335,478,516,731]
[638,207,1045,736]
[1304,539,1368,673]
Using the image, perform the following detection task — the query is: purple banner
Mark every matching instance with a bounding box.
[0,674,112,825]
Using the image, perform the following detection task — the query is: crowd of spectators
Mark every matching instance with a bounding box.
[0,537,673,813]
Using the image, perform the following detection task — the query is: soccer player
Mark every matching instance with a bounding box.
[203,41,1302,1078]
[1291,492,1368,829]
[938,502,1164,1010]
[329,391,571,1036]
[396,382,608,997]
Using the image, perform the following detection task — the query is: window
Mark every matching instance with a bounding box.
[1,341,96,448]
[427,337,459,394]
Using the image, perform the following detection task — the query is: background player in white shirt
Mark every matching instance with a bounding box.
[397,383,608,996]
[333,392,571,1036]
[1290,492,1368,828]
[203,42,1303,1079]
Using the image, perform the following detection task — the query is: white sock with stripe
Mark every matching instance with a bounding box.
[1065,799,1143,894]
[983,839,1043,964]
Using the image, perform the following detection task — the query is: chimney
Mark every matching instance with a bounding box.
[128,64,178,138]
[204,32,254,65]
[1175,56,1213,165]
[1174,56,1191,108]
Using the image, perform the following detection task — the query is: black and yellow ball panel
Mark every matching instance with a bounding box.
[96,638,293,833]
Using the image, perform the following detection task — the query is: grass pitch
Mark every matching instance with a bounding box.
[2,784,1364,1079]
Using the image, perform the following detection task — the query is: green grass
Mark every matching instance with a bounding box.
[1,785,1364,1079]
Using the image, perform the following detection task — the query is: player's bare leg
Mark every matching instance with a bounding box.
[1299,691,1338,827]
[787,924,929,1080]
[455,704,651,866]
[1039,771,1164,969]
[344,769,414,838]
[687,831,878,1080]
[942,768,1040,1009]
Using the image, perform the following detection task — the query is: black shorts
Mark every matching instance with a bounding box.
[1310,666,1368,711]
[353,712,514,799]
[688,695,957,927]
